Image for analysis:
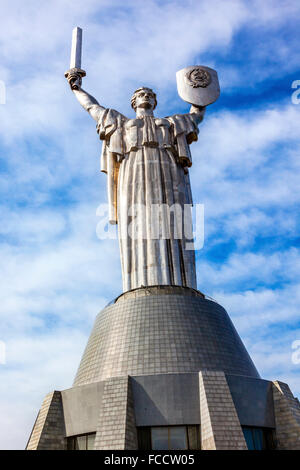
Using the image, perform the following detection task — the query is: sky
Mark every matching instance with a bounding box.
[0,0,300,449]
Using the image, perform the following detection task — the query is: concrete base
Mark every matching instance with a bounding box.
[26,286,300,450]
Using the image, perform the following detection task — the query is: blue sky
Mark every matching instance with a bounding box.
[0,0,300,449]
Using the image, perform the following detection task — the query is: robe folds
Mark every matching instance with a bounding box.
[97,108,200,292]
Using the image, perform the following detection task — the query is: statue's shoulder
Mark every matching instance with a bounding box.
[165,113,187,124]
[164,113,199,141]
[104,108,128,123]
[166,112,200,126]
[97,108,129,139]
[165,112,191,120]
[155,117,170,127]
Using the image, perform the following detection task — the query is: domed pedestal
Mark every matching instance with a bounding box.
[74,285,259,385]
[26,286,300,451]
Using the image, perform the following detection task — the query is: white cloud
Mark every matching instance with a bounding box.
[0,203,121,335]
[0,329,88,450]
[198,248,300,292]
[193,104,300,183]
[207,285,300,398]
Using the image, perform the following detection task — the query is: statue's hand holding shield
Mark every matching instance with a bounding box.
[176,65,220,107]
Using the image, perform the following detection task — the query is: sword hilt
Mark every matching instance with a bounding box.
[65,67,86,90]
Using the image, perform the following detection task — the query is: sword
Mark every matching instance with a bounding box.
[65,27,86,89]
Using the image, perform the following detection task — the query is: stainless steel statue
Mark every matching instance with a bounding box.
[65,28,219,292]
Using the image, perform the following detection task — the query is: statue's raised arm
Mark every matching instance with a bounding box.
[66,69,105,122]
[189,104,206,123]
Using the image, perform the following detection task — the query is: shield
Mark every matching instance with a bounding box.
[176,65,220,106]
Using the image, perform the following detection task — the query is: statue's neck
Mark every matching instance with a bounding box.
[136,108,154,118]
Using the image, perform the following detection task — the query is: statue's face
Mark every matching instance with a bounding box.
[135,89,156,110]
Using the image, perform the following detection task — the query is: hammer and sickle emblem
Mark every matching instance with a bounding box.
[185,67,212,88]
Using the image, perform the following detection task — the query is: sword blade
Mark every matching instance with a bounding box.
[70,27,82,69]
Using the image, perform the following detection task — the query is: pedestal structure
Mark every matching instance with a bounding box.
[26,286,300,450]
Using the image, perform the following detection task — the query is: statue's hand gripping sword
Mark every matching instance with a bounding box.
[64,27,86,90]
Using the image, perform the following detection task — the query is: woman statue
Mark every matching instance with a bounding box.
[66,71,205,292]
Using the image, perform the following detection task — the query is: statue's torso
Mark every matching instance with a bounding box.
[124,116,173,153]
[97,109,198,291]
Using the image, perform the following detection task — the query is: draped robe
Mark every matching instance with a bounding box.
[97,108,200,292]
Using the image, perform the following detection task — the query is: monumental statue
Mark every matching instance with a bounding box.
[26,27,300,451]
[65,28,219,292]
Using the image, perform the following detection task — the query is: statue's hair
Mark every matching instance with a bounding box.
[131,87,157,110]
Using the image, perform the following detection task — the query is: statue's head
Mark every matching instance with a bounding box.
[131,87,157,111]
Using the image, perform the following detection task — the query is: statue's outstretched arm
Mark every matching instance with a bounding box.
[72,88,105,121]
[189,105,206,124]
[66,69,105,122]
